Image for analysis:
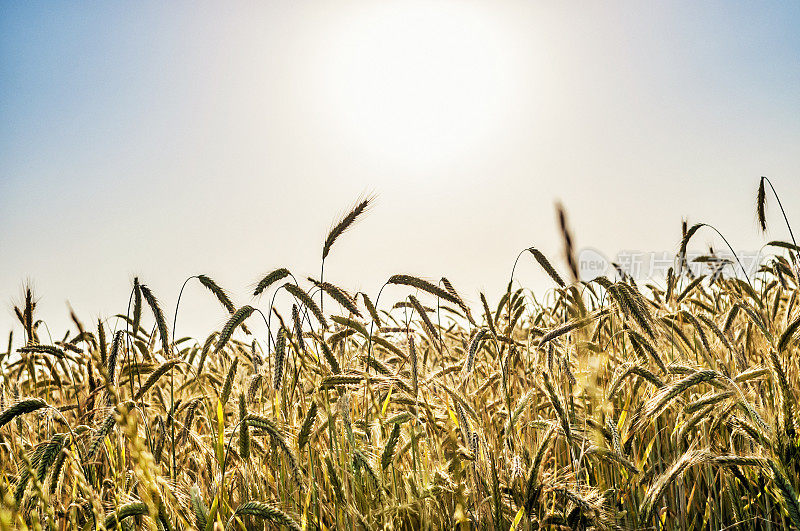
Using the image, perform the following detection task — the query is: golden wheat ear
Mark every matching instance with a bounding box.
[253,267,291,296]
[386,274,461,306]
[129,278,141,325]
[529,248,566,287]
[0,398,47,429]
[308,278,361,317]
[322,194,375,260]
[556,203,579,283]
[297,400,318,451]
[757,176,767,232]
[215,305,255,355]
[138,283,170,356]
[284,283,327,329]
[227,501,302,531]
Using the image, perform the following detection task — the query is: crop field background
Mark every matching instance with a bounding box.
[1,177,800,530]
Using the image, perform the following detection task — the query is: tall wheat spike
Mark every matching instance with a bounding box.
[529,248,566,287]
[322,195,373,261]
[273,328,286,390]
[134,359,181,400]
[253,268,291,296]
[386,274,461,306]
[556,203,579,282]
[215,306,255,356]
[308,279,361,317]
[139,283,170,356]
[284,283,328,329]
[757,176,768,232]
[132,277,142,337]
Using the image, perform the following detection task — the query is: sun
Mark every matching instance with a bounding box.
[312,1,519,172]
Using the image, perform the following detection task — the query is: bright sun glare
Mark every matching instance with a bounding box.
[316,2,519,171]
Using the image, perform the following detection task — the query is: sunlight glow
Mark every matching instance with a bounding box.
[315,2,520,171]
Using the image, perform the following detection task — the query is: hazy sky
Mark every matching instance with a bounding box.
[1,1,799,340]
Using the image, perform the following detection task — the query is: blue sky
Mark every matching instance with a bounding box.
[1,1,799,339]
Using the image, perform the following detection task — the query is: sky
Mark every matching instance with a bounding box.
[1,1,799,341]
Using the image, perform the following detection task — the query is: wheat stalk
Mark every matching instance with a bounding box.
[322,195,373,261]
[253,267,291,296]
[139,283,170,356]
[226,501,301,531]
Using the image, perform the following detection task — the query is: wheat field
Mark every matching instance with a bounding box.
[1,177,799,530]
